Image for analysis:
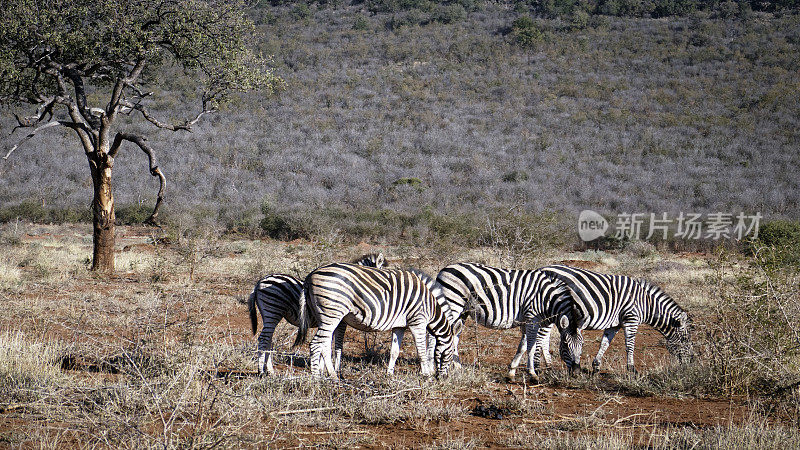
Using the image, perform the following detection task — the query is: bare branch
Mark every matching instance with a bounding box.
[109,133,167,225]
[9,98,59,135]
[107,59,147,122]
[3,121,60,160]
[3,119,97,160]
[118,99,215,132]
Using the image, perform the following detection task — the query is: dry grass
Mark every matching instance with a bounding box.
[0,223,796,447]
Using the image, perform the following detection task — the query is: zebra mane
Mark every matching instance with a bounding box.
[639,278,689,323]
[639,279,672,303]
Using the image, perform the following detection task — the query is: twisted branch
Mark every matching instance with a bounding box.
[109,133,166,226]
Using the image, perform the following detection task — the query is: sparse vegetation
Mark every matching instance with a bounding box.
[1,0,799,446]
[0,224,797,446]
[2,2,798,244]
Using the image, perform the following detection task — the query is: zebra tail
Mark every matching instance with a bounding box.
[293,279,310,349]
[248,283,259,336]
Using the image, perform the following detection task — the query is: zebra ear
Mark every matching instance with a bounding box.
[376,252,385,268]
[559,314,570,330]
[452,320,463,336]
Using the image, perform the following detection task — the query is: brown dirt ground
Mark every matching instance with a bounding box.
[0,226,773,448]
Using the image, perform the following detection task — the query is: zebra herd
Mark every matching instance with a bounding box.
[248,253,693,380]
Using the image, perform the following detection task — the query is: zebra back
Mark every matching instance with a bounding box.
[408,267,456,319]
[252,253,385,339]
[436,262,571,329]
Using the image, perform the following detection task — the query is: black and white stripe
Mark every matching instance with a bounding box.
[295,264,457,378]
[540,264,692,373]
[248,253,384,374]
[435,263,574,380]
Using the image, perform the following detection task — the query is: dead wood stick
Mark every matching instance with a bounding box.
[271,406,337,417]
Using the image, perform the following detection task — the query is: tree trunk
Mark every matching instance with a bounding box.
[90,154,116,273]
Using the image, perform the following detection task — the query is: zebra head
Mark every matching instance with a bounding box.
[410,268,459,378]
[352,252,385,268]
[665,310,693,363]
[432,318,461,378]
[557,313,584,376]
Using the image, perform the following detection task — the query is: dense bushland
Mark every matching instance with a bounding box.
[1,2,798,243]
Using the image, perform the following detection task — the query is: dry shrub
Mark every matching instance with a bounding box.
[695,251,800,416]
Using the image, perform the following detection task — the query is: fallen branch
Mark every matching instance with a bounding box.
[612,412,652,426]
[364,387,422,401]
[296,430,369,435]
[271,406,337,417]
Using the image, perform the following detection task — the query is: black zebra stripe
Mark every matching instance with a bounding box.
[436,262,574,380]
[248,253,384,374]
[296,264,456,378]
[540,264,692,373]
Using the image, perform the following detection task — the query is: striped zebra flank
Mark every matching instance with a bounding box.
[248,253,384,374]
[296,264,457,378]
[540,264,692,374]
[435,262,574,381]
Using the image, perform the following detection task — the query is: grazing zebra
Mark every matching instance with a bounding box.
[540,264,692,374]
[435,262,576,381]
[295,264,458,378]
[248,253,384,374]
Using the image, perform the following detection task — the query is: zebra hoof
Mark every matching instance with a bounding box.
[526,371,539,384]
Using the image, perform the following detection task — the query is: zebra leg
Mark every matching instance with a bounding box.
[426,332,435,365]
[310,322,341,379]
[623,323,639,374]
[452,324,463,366]
[257,316,281,375]
[387,328,405,375]
[408,323,433,377]
[593,326,620,374]
[333,322,347,373]
[525,321,544,382]
[539,324,554,369]
[507,326,528,379]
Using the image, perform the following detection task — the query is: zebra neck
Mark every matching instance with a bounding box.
[636,292,675,336]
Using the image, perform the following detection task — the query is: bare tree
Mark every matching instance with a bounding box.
[0,0,281,272]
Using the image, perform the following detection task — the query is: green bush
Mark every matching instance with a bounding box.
[511,16,543,48]
[431,3,467,24]
[367,0,433,14]
[260,202,307,240]
[570,8,590,29]
[748,220,800,268]
[652,0,698,17]
[115,204,154,225]
[352,15,369,30]
[501,170,529,182]
[290,3,312,20]
[0,202,90,224]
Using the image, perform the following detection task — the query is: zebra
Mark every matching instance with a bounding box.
[435,262,576,381]
[540,264,692,374]
[295,264,458,378]
[247,253,384,374]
